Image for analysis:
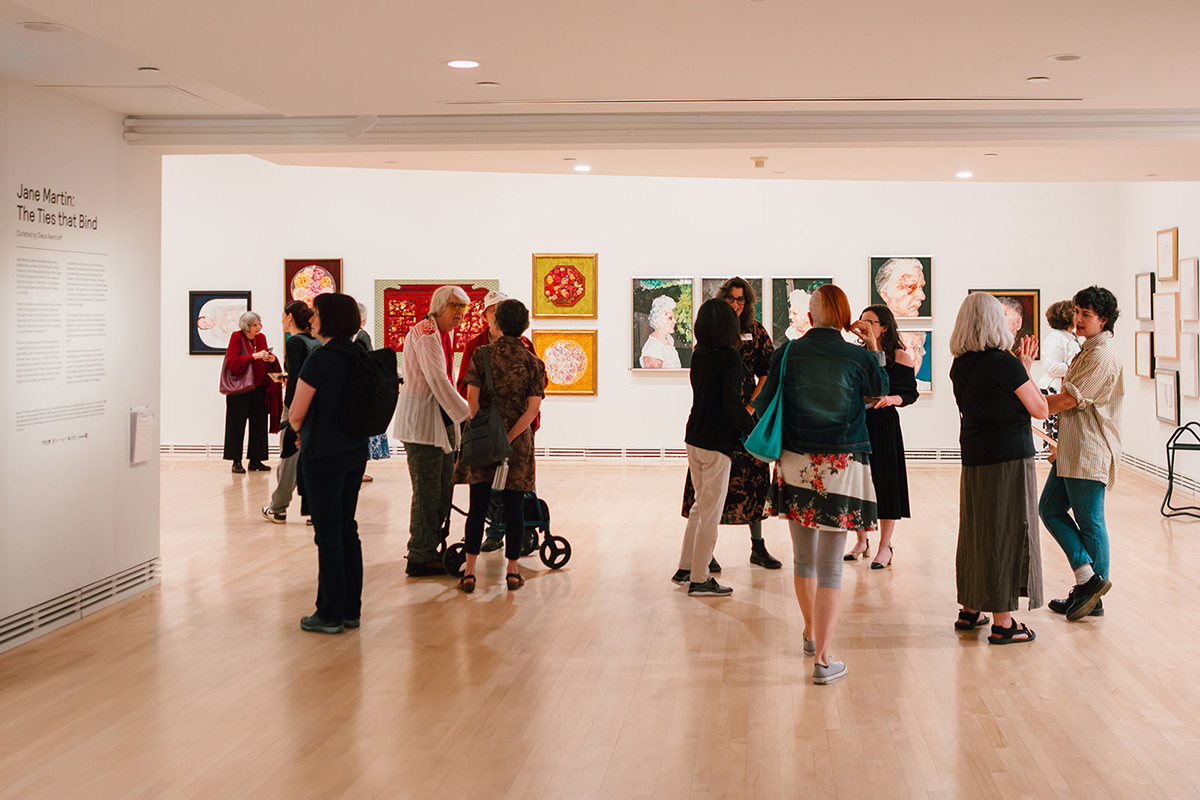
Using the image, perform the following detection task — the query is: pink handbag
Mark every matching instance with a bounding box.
[219,336,256,395]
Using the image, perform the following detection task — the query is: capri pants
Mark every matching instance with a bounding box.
[788,523,847,589]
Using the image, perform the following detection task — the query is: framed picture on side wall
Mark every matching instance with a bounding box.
[1181,333,1199,398]
[1154,292,1180,359]
[532,253,598,318]
[632,277,694,370]
[969,289,1040,359]
[532,330,598,395]
[1158,227,1179,281]
[1156,369,1180,425]
[284,258,342,305]
[189,290,251,355]
[1135,331,1155,378]
[1135,272,1157,320]
[1180,258,1199,321]
[869,256,931,320]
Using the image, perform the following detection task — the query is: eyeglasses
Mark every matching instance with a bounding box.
[725,296,746,306]
[446,302,470,311]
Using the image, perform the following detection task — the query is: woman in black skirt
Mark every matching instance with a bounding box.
[845,305,919,568]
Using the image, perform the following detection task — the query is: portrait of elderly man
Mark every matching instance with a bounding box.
[394,285,472,577]
[872,257,929,319]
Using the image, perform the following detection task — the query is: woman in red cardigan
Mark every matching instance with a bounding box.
[223,311,279,473]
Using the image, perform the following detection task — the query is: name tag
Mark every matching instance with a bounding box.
[741,333,753,341]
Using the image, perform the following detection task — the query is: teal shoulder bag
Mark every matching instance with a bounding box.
[744,340,792,463]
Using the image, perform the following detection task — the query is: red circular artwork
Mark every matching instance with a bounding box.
[544,265,586,307]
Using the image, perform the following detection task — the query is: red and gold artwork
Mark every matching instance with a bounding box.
[544,265,586,307]
[381,284,490,352]
[532,254,597,318]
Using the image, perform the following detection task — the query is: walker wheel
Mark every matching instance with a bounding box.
[442,542,466,577]
[539,535,571,570]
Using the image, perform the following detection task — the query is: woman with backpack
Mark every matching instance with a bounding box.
[288,293,370,634]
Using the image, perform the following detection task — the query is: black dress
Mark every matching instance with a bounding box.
[865,359,919,520]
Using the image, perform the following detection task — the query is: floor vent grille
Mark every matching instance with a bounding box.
[0,558,162,653]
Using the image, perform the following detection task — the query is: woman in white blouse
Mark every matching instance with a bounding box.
[395,285,472,577]
[1039,301,1081,393]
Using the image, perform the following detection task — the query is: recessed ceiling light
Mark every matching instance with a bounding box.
[1047,53,1084,62]
[475,81,499,87]
[447,60,480,69]
[137,66,160,72]
[984,153,999,158]
[1026,76,1051,83]
[19,21,68,33]
[573,164,592,173]
[956,171,974,179]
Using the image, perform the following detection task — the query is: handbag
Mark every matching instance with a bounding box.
[744,340,792,462]
[458,346,514,467]
[219,336,256,396]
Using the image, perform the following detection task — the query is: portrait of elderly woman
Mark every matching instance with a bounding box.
[632,278,693,369]
[772,277,832,345]
[870,257,931,319]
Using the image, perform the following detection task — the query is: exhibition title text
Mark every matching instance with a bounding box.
[14,183,99,230]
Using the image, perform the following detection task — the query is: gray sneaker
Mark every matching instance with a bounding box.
[812,660,848,685]
[688,578,733,597]
[261,505,286,524]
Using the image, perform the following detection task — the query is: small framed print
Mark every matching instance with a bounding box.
[1136,331,1155,378]
[1158,227,1179,281]
[1180,258,1199,321]
[532,253,598,318]
[1156,369,1181,425]
[1181,333,1199,398]
[532,330,598,395]
[1154,292,1180,359]
[1136,272,1157,320]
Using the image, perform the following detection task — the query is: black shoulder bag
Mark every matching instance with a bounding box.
[458,346,514,467]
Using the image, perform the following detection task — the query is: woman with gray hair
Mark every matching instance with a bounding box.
[640,295,682,368]
[222,310,279,473]
[394,285,472,576]
[949,292,1047,644]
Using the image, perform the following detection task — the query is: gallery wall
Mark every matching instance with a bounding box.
[160,155,1121,459]
[1,79,162,628]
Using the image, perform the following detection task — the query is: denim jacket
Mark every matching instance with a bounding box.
[753,328,889,454]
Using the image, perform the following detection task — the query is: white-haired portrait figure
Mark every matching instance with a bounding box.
[640,294,681,369]
[874,257,929,319]
[786,289,813,340]
[996,295,1024,338]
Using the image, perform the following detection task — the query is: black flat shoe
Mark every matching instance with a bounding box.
[231,461,245,474]
[248,461,271,471]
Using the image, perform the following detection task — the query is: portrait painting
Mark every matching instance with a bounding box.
[898,327,933,394]
[969,289,1040,357]
[869,256,931,320]
[700,277,764,324]
[189,291,251,355]
[771,277,833,345]
[373,279,499,370]
[284,258,341,305]
[632,277,693,370]
[532,253,598,318]
[532,330,598,395]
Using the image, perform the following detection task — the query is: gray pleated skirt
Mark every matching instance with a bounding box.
[956,457,1043,612]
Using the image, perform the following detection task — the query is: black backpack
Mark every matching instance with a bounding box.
[323,338,401,437]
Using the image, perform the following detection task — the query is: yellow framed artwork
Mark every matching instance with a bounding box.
[532,329,598,395]
[532,253,598,318]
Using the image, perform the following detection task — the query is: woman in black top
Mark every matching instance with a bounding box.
[949,293,1048,644]
[262,301,320,523]
[672,299,756,597]
[845,305,919,568]
[288,293,370,634]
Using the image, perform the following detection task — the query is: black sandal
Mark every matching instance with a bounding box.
[988,620,1036,645]
[954,610,990,631]
[458,575,476,594]
[506,572,524,591]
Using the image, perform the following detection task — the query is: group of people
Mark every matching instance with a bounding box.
[674,277,1123,686]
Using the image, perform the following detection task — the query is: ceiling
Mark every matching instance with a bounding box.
[6,0,1200,181]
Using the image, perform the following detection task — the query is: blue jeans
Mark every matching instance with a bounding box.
[1038,464,1110,580]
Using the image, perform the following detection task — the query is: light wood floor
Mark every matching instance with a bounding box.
[1,459,1199,799]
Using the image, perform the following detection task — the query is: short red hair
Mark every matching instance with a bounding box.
[812,284,852,331]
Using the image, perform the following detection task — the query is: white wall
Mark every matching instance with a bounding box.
[160,155,1121,453]
[1,79,161,621]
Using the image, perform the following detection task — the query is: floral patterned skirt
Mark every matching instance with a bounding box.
[769,451,878,535]
[680,447,770,524]
[368,434,391,460]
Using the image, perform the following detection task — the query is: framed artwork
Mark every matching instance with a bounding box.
[373,279,499,369]
[284,258,341,305]
[771,277,833,345]
[1181,333,1199,398]
[1156,369,1181,425]
[969,289,1040,358]
[632,277,694,370]
[1180,258,1199,321]
[532,253,597,318]
[532,330,598,395]
[1154,292,1180,359]
[1158,227,1179,281]
[700,277,764,324]
[869,256,931,320]
[188,290,251,355]
[1135,331,1155,378]
[1135,272,1157,320]
[898,327,933,393]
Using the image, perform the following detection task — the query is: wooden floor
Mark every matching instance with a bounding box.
[1,459,1199,799]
